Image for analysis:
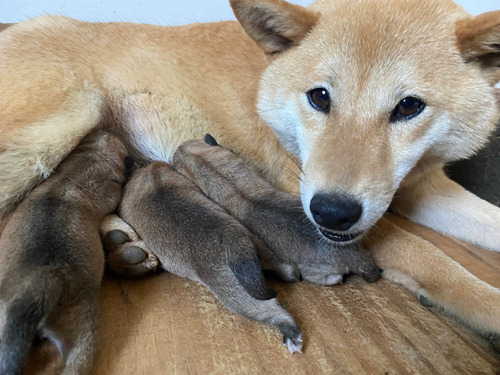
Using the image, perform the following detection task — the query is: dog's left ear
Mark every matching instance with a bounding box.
[456,11,500,85]
[230,0,318,55]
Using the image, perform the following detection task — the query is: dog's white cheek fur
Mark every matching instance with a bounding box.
[391,111,451,187]
[257,83,303,159]
[258,73,318,221]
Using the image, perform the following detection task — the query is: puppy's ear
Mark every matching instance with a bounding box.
[230,0,318,55]
[204,134,219,146]
[456,11,500,85]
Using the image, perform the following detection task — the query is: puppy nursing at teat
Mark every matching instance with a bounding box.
[0,131,129,375]
[172,135,380,285]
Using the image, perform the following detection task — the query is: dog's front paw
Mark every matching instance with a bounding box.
[418,293,435,308]
[100,214,159,277]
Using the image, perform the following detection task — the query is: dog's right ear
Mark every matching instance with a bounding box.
[456,11,500,85]
[230,0,318,55]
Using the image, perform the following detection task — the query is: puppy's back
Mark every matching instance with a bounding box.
[119,161,261,278]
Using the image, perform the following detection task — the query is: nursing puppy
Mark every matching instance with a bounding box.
[172,135,380,285]
[118,162,303,353]
[0,131,128,375]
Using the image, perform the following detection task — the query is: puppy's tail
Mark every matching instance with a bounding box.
[0,274,61,375]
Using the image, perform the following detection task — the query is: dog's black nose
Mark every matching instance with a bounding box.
[310,193,362,231]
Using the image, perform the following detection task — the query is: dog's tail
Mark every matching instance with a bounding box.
[0,273,61,375]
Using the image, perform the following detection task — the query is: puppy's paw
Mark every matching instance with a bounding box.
[106,242,159,278]
[283,331,303,354]
[304,273,343,286]
[359,265,382,284]
[101,214,141,243]
[100,215,158,278]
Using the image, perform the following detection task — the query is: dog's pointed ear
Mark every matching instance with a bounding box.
[230,0,318,55]
[456,11,500,85]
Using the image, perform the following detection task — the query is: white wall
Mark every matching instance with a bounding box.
[0,0,498,25]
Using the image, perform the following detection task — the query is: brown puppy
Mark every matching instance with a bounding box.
[0,131,128,375]
[118,162,303,354]
[172,135,380,285]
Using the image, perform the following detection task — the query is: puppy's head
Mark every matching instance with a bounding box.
[173,135,269,195]
[59,131,131,213]
[231,0,500,242]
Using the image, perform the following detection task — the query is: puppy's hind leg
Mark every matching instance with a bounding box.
[341,246,382,283]
[44,296,101,375]
[0,274,61,375]
[100,214,158,278]
[202,256,303,354]
[208,280,303,354]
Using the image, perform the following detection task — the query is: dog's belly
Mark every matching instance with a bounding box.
[110,92,216,163]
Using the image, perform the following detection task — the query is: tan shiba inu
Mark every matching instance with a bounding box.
[0,0,499,352]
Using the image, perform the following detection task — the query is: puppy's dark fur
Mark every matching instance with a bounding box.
[172,135,380,285]
[0,131,128,375]
[118,162,303,353]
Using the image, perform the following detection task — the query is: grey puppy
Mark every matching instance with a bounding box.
[172,134,380,285]
[0,131,129,375]
[118,161,303,353]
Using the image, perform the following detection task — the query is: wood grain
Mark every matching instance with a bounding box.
[23,215,500,375]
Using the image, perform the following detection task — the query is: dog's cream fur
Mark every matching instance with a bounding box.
[0,0,499,344]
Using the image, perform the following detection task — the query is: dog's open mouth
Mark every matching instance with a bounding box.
[319,228,361,243]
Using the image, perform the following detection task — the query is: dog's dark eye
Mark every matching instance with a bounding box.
[390,96,426,122]
[307,88,331,113]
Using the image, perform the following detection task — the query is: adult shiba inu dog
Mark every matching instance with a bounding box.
[0,0,499,350]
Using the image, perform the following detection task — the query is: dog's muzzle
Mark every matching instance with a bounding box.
[310,193,363,242]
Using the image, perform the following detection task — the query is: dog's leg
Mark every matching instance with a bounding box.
[100,214,159,277]
[392,166,500,252]
[364,217,500,346]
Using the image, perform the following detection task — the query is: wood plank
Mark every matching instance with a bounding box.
[23,215,500,374]
[92,273,499,375]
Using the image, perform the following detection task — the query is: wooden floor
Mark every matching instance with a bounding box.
[24,214,500,375]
